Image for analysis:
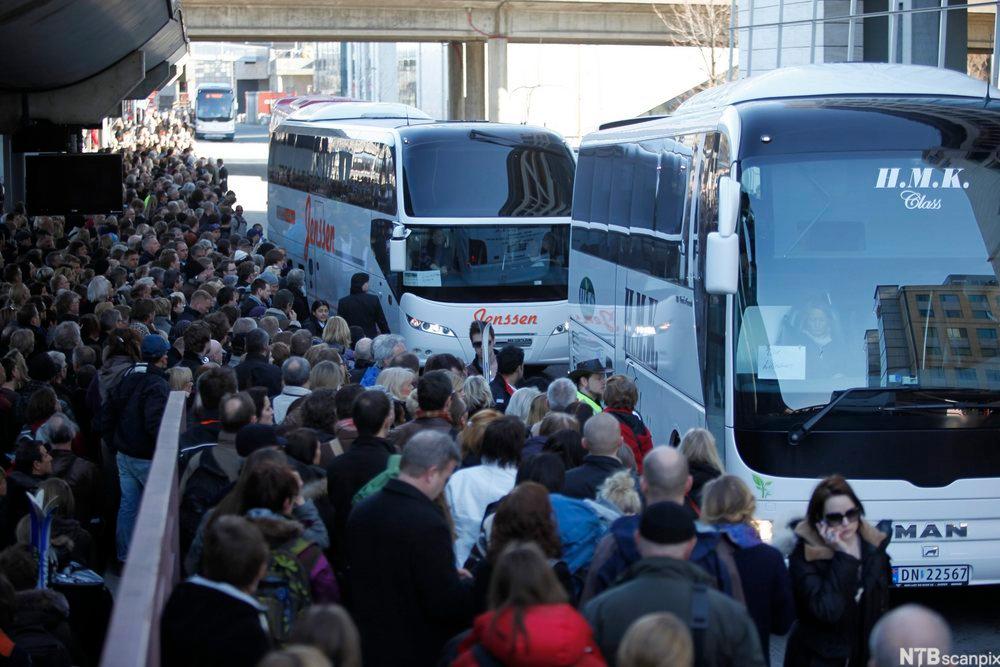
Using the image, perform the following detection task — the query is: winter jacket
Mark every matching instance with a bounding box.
[784,520,891,667]
[160,576,271,667]
[388,415,458,450]
[101,362,170,459]
[9,589,75,667]
[179,432,243,554]
[561,455,625,501]
[689,460,722,509]
[326,434,395,571]
[95,354,135,407]
[0,628,32,667]
[583,557,765,667]
[522,435,547,459]
[716,523,795,662]
[347,478,473,667]
[234,353,282,397]
[489,375,514,413]
[272,385,311,424]
[50,449,101,522]
[245,508,339,604]
[446,461,518,567]
[604,409,653,473]
[179,410,223,453]
[336,291,389,338]
[581,512,744,606]
[453,604,606,667]
[550,493,608,575]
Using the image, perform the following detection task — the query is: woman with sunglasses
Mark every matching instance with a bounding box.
[784,475,891,667]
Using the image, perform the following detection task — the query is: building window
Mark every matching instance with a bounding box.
[945,310,962,318]
[940,294,960,306]
[956,367,978,384]
[973,310,992,320]
[947,327,969,341]
[987,368,1000,383]
[977,327,998,342]
[969,294,988,304]
[916,293,930,302]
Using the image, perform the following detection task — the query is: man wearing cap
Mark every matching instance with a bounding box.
[583,501,765,667]
[100,334,172,564]
[569,358,612,425]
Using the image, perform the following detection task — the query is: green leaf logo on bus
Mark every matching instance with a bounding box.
[752,474,773,500]
[579,277,596,318]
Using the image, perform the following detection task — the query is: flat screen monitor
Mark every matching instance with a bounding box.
[24,153,123,215]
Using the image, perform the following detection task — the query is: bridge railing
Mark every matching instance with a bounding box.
[99,391,187,667]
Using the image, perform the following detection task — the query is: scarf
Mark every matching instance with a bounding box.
[414,409,452,423]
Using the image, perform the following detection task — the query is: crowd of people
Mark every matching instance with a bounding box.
[0,106,958,667]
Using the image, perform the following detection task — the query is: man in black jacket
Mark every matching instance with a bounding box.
[347,430,472,667]
[234,329,282,397]
[161,516,271,667]
[101,334,171,563]
[327,390,395,572]
[337,273,389,338]
[561,412,625,500]
[489,344,524,413]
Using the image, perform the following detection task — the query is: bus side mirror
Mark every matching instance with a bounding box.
[705,232,738,295]
[389,224,409,272]
[718,175,740,237]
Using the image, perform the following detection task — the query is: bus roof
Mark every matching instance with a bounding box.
[676,63,998,114]
[287,101,431,123]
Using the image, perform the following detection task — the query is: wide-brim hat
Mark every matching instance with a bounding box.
[568,358,613,381]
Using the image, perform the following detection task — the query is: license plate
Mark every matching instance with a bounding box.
[891,564,970,587]
[499,338,532,347]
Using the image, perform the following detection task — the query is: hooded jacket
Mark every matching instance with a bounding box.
[453,604,606,667]
[244,508,339,604]
[784,520,891,667]
[583,557,765,667]
[603,409,653,473]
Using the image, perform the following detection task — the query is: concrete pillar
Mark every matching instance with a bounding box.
[487,37,508,122]
[447,42,464,119]
[378,43,399,103]
[464,41,486,120]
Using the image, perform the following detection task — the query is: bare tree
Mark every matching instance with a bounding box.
[651,0,732,86]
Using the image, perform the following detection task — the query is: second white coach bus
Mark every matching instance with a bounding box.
[267,102,576,365]
[194,83,236,141]
[569,63,1000,586]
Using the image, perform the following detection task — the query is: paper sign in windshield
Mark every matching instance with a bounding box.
[758,345,806,380]
[403,270,442,287]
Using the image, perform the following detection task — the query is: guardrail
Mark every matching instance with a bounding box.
[99,391,187,667]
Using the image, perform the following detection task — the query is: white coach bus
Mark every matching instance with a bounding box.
[267,102,575,365]
[194,83,236,141]
[569,63,1000,586]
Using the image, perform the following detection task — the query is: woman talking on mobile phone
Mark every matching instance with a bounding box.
[784,475,891,667]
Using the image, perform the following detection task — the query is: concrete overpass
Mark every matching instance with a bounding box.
[182,0,722,120]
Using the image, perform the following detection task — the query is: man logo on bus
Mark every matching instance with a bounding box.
[303,195,336,260]
[579,277,596,318]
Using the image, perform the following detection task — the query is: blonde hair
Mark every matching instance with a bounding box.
[462,375,494,413]
[526,393,549,429]
[617,612,694,667]
[597,470,642,515]
[701,474,756,526]
[321,316,351,348]
[309,360,344,391]
[679,428,723,474]
[168,366,193,392]
[458,409,502,461]
[506,386,541,423]
[376,367,415,402]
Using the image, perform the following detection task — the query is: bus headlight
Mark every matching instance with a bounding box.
[752,519,774,544]
[551,320,570,335]
[407,315,456,337]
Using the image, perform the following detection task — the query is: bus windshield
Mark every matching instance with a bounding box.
[401,131,574,218]
[196,90,234,121]
[401,224,568,302]
[735,150,1000,430]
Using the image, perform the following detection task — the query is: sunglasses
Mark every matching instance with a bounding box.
[823,507,861,525]
[471,341,482,348]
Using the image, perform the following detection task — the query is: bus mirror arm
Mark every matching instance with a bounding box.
[389,224,409,273]
[717,175,740,238]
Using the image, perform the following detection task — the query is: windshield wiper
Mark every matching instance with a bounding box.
[788,387,868,445]
[788,387,1000,445]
